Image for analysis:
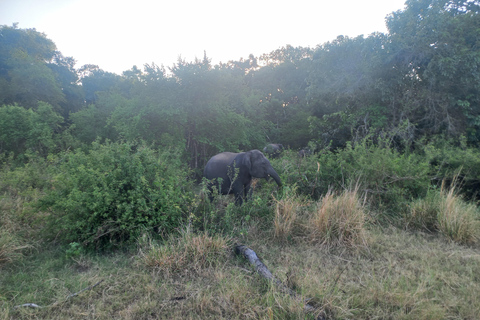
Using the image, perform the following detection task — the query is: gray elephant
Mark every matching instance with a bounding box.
[298,148,312,158]
[263,143,284,158]
[203,149,282,205]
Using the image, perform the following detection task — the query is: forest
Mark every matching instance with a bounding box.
[2,0,480,319]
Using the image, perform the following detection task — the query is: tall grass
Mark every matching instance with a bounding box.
[0,194,35,268]
[307,187,368,247]
[0,229,30,267]
[405,180,480,244]
[437,182,479,244]
[273,190,307,241]
[273,186,369,248]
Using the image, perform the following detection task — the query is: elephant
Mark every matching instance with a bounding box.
[298,148,312,158]
[263,143,284,158]
[203,149,282,205]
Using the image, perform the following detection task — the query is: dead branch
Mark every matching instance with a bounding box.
[66,279,104,299]
[234,244,325,320]
[13,303,42,309]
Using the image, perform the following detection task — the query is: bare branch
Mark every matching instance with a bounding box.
[235,244,325,320]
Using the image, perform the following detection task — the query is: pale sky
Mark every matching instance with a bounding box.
[0,0,406,74]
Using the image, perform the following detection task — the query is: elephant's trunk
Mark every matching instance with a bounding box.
[268,167,282,187]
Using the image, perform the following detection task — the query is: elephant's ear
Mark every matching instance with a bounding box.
[243,152,252,171]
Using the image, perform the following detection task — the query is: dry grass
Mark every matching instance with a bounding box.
[0,229,31,267]
[272,186,369,249]
[405,181,480,245]
[307,188,368,248]
[273,193,306,241]
[2,223,480,319]
[138,227,231,275]
[0,195,34,268]
[437,183,479,244]
[2,185,480,319]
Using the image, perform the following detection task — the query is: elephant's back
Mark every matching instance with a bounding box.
[204,152,240,179]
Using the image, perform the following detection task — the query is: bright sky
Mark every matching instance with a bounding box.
[0,0,407,74]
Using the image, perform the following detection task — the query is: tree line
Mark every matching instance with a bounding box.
[1,0,480,174]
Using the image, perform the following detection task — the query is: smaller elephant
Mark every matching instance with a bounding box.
[263,143,284,159]
[298,148,312,158]
[204,149,282,205]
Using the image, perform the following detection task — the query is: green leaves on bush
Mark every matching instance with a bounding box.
[0,103,65,157]
[40,141,193,249]
[275,139,430,214]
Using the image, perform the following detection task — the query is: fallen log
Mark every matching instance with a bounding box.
[234,244,325,319]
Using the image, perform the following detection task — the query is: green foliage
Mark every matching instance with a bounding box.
[275,138,431,214]
[193,176,278,237]
[0,25,83,114]
[65,242,83,259]
[0,103,65,157]
[40,141,194,249]
[0,104,32,155]
[423,137,480,199]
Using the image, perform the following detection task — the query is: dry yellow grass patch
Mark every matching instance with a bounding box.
[405,180,480,245]
[437,182,479,244]
[139,228,230,275]
[307,187,368,247]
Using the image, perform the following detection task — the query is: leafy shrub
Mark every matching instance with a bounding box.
[193,173,281,237]
[0,103,65,158]
[40,141,194,249]
[423,138,480,200]
[274,139,431,215]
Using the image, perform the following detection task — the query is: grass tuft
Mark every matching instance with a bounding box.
[138,228,231,275]
[405,180,480,244]
[273,192,305,241]
[0,194,35,268]
[307,187,368,247]
[437,182,479,244]
[0,229,31,267]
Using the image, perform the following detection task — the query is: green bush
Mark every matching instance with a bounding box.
[40,141,194,249]
[0,103,65,158]
[423,138,480,200]
[274,140,431,215]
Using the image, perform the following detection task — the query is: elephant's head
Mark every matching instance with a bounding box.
[243,150,282,186]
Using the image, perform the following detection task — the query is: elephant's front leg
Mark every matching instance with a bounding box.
[232,180,245,205]
[244,182,253,201]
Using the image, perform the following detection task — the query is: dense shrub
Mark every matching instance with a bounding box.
[0,103,65,158]
[274,139,431,214]
[423,138,480,200]
[40,141,194,249]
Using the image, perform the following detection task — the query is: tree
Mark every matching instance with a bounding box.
[386,0,480,143]
[0,24,83,115]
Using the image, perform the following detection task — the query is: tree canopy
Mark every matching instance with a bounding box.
[1,0,480,169]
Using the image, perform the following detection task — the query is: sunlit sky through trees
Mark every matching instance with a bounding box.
[1,0,406,74]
